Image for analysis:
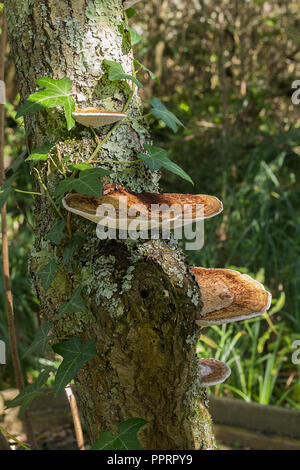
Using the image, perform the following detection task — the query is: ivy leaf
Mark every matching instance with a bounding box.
[46,219,66,244]
[38,259,58,291]
[92,418,147,450]
[6,368,52,415]
[126,8,137,18]
[57,286,85,320]
[23,323,54,357]
[52,337,97,396]
[127,26,142,46]
[138,144,193,185]
[72,168,110,197]
[26,143,54,162]
[68,162,92,171]
[54,177,76,199]
[149,97,184,133]
[134,60,158,82]
[103,60,143,88]
[16,77,75,130]
[55,168,110,199]
[63,235,84,266]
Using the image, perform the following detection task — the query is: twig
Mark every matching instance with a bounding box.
[65,385,85,450]
[0,10,37,449]
[0,425,31,451]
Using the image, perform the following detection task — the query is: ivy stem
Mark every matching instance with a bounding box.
[14,188,43,196]
[125,112,151,123]
[33,168,63,219]
[49,156,65,176]
[135,65,143,74]
[88,158,141,165]
[84,89,135,166]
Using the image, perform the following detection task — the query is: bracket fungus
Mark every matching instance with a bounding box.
[62,183,223,229]
[192,267,272,326]
[199,358,231,386]
[72,108,127,128]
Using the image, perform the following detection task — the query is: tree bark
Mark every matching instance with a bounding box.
[5,0,215,449]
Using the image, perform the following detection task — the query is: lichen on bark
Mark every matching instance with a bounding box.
[6,0,216,449]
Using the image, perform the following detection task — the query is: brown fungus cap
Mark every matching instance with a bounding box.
[62,183,223,228]
[199,358,231,386]
[192,267,272,326]
[72,108,127,128]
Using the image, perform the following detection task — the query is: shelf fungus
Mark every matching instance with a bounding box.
[199,358,231,386]
[62,183,223,230]
[72,108,127,128]
[192,267,272,326]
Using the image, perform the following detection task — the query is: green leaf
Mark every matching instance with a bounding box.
[54,177,76,199]
[103,60,143,88]
[38,259,58,291]
[134,59,158,81]
[149,97,184,133]
[26,143,54,162]
[126,8,136,18]
[72,168,110,197]
[46,219,66,244]
[55,168,110,199]
[68,162,93,171]
[23,323,54,357]
[57,286,85,320]
[63,235,84,265]
[92,418,147,450]
[6,369,52,415]
[127,26,142,46]
[52,337,97,396]
[16,77,75,130]
[138,144,194,185]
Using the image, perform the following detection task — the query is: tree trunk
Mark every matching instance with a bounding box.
[5,0,215,449]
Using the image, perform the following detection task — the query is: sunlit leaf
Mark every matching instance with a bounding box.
[16,77,75,130]
[134,60,158,81]
[103,60,143,88]
[127,26,142,46]
[149,97,184,133]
